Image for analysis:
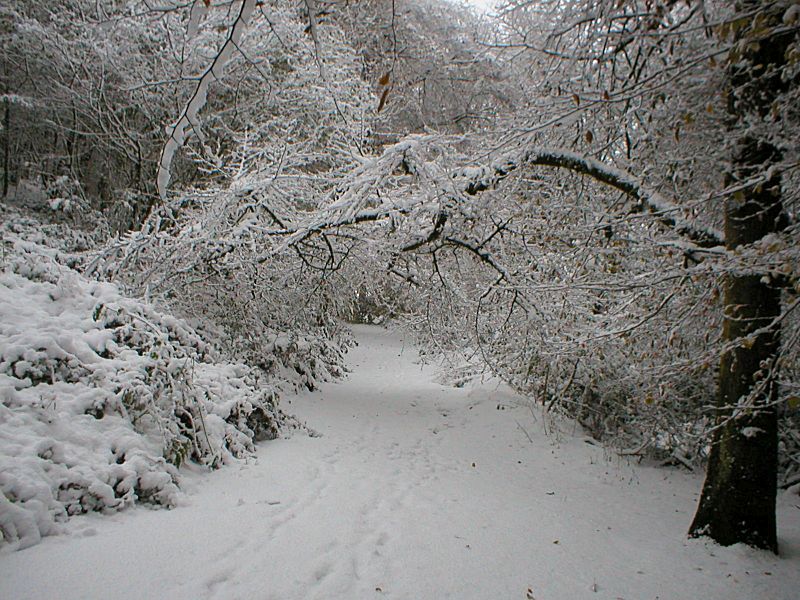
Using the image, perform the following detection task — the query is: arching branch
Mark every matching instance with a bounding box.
[462,147,724,248]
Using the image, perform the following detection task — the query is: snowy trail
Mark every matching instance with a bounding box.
[2,325,799,600]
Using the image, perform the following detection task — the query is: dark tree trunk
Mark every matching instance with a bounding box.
[2,98,10,198]
[688,1,792,553]
[688,139,783,553]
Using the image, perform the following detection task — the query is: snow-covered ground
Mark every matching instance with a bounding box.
[2,325,798,599]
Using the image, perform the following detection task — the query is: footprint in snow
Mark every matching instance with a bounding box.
[313,562,332,582]
[205,567,234,592]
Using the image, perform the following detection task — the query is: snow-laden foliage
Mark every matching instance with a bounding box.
[85,183,356,393]
[1,182,111,256]
[73,0,373,384]
[0,235,307,550]
[274,116,799,481]
[3,0,798,553]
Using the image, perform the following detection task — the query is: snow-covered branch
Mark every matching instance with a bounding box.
[459,147,725,248]
[156,0,257,199]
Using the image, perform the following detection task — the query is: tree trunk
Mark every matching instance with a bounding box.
[2,98,10,198]
[688,1,791,553]
[688,139,782,553]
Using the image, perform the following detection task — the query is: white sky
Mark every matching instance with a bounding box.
[464,0,498,14]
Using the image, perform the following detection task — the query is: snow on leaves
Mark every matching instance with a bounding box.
[0,240,292,549]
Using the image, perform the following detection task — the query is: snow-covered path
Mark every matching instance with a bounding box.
[2,325,799,600]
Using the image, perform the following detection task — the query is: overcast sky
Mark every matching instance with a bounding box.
[464,0,498,14]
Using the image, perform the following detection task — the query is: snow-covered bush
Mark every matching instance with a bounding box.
[0,238,298,550]
[1,185,109,256]
[84,185,357,394]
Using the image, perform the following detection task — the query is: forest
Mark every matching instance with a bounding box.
[1,0,799,596]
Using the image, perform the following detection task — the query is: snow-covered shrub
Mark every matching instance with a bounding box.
[1,187,109,256]
[0,239,296,549]
[85,191,355,395]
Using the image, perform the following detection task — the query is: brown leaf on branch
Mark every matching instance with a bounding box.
[377,87,390,112]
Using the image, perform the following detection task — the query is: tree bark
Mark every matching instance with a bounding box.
[2,98,10,198]
[688,1,792,553]
[688,138,783,553]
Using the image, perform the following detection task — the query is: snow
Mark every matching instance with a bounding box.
[2,325,799,599]
[0,240,295,549]
[157,0,257,199]
[784,4,800,25]
[742,427,765,439]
